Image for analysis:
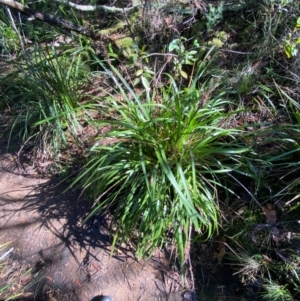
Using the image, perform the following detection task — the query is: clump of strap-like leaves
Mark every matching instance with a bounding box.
[74,56,249,272]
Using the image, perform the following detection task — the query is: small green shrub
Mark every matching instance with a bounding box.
[168,37,200,79]
[205,2,224,31]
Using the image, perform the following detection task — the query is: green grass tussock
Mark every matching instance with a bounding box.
[73,59,250,272]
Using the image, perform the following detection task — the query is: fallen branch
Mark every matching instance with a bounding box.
[52,0,140,13]
[0,0,96,38]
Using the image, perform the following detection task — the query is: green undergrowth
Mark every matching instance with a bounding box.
[0,242,41,301]
[1,46,94,159]
[1,0,300,299]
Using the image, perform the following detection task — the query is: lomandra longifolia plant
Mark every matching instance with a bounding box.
[6,46,92,157]
[74,58,249,273]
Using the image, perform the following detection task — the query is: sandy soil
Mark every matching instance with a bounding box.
[0,150,186,301]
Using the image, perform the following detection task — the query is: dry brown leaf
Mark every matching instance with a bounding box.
[213,237,226,263]
[262,254,272,263]
[271,227,288,245]
[20,274,33,286]
[214,247,226,263]
[45,276,53,282]
[73,279,81,287]
[236,205,248,215]
[262,203,277,223]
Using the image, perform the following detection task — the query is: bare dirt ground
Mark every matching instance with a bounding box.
[0,148,186,301]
